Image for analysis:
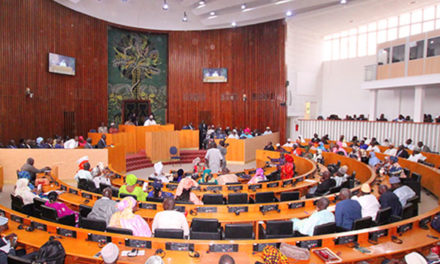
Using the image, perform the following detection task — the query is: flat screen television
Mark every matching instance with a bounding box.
[48,53,75,76]
[203,68,227,83]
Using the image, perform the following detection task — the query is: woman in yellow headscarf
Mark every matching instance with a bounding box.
[118,174,145,201]
[109,196,151,237]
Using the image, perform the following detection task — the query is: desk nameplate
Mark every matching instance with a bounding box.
[57,227,76,238]
[31,221,47,231]
[139,203,157,210]
[88,233,111,243]
[165,242,194,251]
[253,243,280,252]
[228,206,248,213]
[125,239,152,248]
[10,214,23,224]
[197,207,217,213]
[209,244,238,252]
[296,240,322,249]
[397,222,413,234]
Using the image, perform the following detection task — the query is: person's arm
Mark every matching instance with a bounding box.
[335,204,342,227]
[180,214,190,238]
[151,215,159,235]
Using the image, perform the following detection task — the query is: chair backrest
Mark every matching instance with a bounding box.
[224,224,254,239]
[99,182,111,192]
[191,218,219,232]
[58,213,76,227]
[33,197,46,210]
[375,207,392,225]
[402,203,414,220]
[255,192,275,203]
[403,168,411,177]
[265,220,293,235]
[41,205,58,221]
[79,217,107,231]
[7,255,33,264]
[119,193,138,200]
[352,216,373,230]
[79,204,93,218]
[313,222,337,235]
[227,193,248,204]
[155,228,184,239]
[280,191,300,202]
[329,185,342,194]
[106,226,133,235]
[202,194,224,205]
[147,197,164,203]
[411,172,422,182]
[10,194,24,211]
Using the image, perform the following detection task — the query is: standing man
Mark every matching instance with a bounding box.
[98,122,108,134]
[217,140,228,170]
[198,120,208,149]
[20,158,50,184]
[97,134,107,149]
[205,142,223,174]
[144,114,157,126]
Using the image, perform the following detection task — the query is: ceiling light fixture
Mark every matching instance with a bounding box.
[231,21,237,27]
[198,0,206,5]
[209,11,216,16]
[340,0,347,4]
[162,0,169,10]
[182,11,188,22]
[286,10,293,17]
[241,3,246,10]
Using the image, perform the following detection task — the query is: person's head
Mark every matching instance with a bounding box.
[145,255,164,264]
[125,174,138,186]
[417,141,424,148]
[360,183,371,195]
[83,162,91,171]
[100,242,119,264]
[87,138,92,144]
[389,176,401,189]
[398,145,405,151]
[406,139,412,145]
[48,191,58,203]
[100,122,105,126]
[267,141,272,146]
[149,114,154,120]
[219,254,235,264]
[117,196,137,212]
[163,197,175,211]
[316,197,330,211]
[177,169,184,177]
[16,178,29,190]
[337,166,348,176]
[26,157,34,165]
[102,187,113,199]
[0,216,9,232]
[321,171,331,180]
[219,140,225,147]
[339,188,351,200]
[379,184,388,195]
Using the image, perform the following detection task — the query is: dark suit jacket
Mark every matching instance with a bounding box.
[97,139,106,149]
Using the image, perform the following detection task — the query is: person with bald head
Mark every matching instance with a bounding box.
[87,187,118,224]
[20,157,50,184]
[335,188,361,230]
[219,254,236,264]
[152,197,189,238]
[378,184,402,217]
[310,171,336,197]
[291,197,335,236]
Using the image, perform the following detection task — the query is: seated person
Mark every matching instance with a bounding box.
[396,145,409,159]
[351,184,380,221]
[0,217,18,263]
[407,150,427,162]
[149,162,170,183]
[384,144,397,156]
[87,187,118,224]
[264,141,275,151]
[92,164,112,189]
[390,177,416,206]
[175,177,203,205]
[378,184,402,217]
[247,168,267,184]
[368,152,381,168]
[280,155,295,180]
[16,171,35,190]
[198,169,218,184]
[118,174,146,201]
[109,197,151,237]
[282,138,294,148]
[388,156,405,178]
[309,171,335,197]
[45,191,79,223]
[100,242,119,264]
[332,166,348,187]
[217,169,239,185]
[147,180,173,199]
[192,158,205,173]
[335,188,361,230]
[173,169,184,182]
[74,162,93,183]
[14,178,38,206]
[291,197,334,236]
[20,157,50,184]
[151,197,189,238]
[240,128,253,139]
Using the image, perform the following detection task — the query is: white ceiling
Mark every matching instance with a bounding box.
[54,0,440,35]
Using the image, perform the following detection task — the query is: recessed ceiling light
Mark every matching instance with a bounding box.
[162,0,169,10]
[182,11,188,22]
[198,0,206,5]
[340,0,347,4]
[231,21,237,27]
[286,10,293,17]
[209,11,216,16]
[241,3,246,10]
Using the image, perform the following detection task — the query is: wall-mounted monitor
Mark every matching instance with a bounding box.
[203,68,227,83]
[49,53,75,76]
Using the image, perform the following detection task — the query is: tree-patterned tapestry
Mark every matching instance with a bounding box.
[108,27,167,125]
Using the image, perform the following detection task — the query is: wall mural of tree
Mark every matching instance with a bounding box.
[108,27,168,125]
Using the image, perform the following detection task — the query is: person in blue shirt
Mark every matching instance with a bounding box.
[291,197,335,236]
[148,180,173,199]
[335,188,362,230]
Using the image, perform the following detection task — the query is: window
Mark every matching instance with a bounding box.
[392,45,405,63]
[377,48,390,65]
[409,40,424,60]
[427,36,440,57]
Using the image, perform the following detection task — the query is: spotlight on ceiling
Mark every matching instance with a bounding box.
[340,0,347,4]
[182,11,188,22]
[231,21,237,27]
[162,0,169,10]
[209,11,216,16]
[286,10,293,17]
[198,0,206,5]
[241,3,246,10]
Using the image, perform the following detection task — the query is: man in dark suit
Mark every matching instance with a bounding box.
[97,134,107,149]
[198,120,207,149]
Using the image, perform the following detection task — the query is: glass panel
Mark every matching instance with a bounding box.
[349,28,357,35]
[378,30,387,43]
[388,28,397,41]
[378,19,387,30]
[332,38,340,60]
[399,25,410,38]
[349,35,357,58]
[400,13,410,25]
[340,31,348,37]
[437,19,440,29]
[411,23,422,35]
[368,22,377,32]
[340,37,348,59]
[392,45,405,63]
[359,25,367,34]
[427,36,440,57]
[437,5,440,18]
[412,9,422,23]
[323,40,332,61]
[424,6,435,20]
[358,34,367,57]
[388,16,398,28]
[377,48,390,65]
[409,40,424,60]
[324,35,332,41]
[368,32,377,55]
[423,21,434,32]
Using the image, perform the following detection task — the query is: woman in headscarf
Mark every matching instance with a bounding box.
[175,177,203,205]
[281,154,295,180]
[45,191,79,222]
[368,152,381,168]
[150,162,170,183]
[108,196,151,237]
[198,169,218,184]
[77,136,87,147]
[317,142,327,152]
[118,174,145,201]
[14,178,38,206]
[248,168,267,184]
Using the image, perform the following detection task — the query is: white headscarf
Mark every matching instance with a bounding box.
[154,162,163,175]
[14,178,31,197]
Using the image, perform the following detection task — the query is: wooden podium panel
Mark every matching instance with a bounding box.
[0,165,3,192]
[178,130,199,149]
[136,124,175,153]
[145,131,179,163]
[107,145,126,173]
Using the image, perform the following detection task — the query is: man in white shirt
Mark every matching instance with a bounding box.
[263,127,272,135]
[149,162,170,183]
[367,142,380,153]
[98,122,108,133]
[407,150,427,162]
[92,163,112,189]
[74,162,93,182]
[143,114,157,126]
[384,145,397,156]
[404,139,415,151]
[283,138,294,148]
[152,197,189,238]
[332,166,348,187]
[390,177,416,206]
[205,142,224,174]
[228,130,239,139]
[291,197,335,236]
[0,217,17,263]
[351,184,380,221]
